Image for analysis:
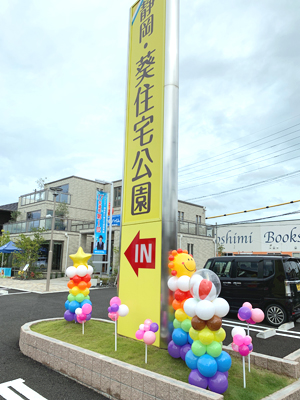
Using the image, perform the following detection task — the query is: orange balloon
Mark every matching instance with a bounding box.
[181,299,187,309]
[172,299,182,310]
[67,280,75,289]
[87,281,91,288]
[78,281,87,291]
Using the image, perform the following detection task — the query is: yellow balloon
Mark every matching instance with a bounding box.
[71,286,80,296]
[189,327,199,341]
[175,308,188,322]
[198,326,214,345]
[82,288,90,297]
[214,327,226,342]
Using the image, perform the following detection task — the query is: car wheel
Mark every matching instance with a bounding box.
[265,304,287,327]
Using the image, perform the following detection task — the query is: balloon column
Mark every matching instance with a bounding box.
[168,256,231,395]
[108,296,129,351]
[64,247,93,334]
[135,319,159,363]
[231,326,253,388]
[238,302,264,372]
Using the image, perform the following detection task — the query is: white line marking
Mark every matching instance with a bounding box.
[0,378,48,399]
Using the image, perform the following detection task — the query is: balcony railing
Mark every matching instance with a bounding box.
[3,217,95,234]
[20,189,71,206]
[178,221,214,237]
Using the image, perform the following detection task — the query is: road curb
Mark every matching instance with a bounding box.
[19,319,300,400]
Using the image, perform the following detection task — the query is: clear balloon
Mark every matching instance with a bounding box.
[190,269,221,301]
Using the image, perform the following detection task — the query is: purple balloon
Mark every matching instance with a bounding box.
[111,304,119,312]
[64,310,74,322]
[180,344,191,361]
[150,322,159,333]
[107,306,112,313]
[168,340,181,358]
[223,371,228,379]
[188,370,208,389]
[208,372,228,394]
[86,312,92,321]
[238,306,252,321]
[248,343,253,351]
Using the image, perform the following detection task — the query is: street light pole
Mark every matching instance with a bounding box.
[46,187,62,291]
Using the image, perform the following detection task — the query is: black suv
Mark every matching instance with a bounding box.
[204,255,300,326]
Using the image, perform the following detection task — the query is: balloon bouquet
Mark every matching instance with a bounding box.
[108,296,129,351]
[167,249,231,395]
[135,319,159,363]
[64,247,93,334]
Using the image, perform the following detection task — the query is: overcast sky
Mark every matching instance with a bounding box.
[1,0,300,225]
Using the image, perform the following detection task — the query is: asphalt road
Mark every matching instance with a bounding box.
[0,288,117,400]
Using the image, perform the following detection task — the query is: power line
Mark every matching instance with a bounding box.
[179,153,300,190]
[179,140,300,184]
[179,122,300,172]
[179,129,300,177]
[185,169,300,201]
[213,211,300,227]
[205,200,300,220]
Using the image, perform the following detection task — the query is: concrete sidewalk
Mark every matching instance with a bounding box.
[0,277,70,293]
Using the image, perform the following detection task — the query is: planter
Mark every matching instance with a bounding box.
[90,278,98,287]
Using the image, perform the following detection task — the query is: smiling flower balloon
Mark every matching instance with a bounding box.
[168,249,196,278]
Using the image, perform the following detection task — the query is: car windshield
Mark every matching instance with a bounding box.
[283,260,300,280]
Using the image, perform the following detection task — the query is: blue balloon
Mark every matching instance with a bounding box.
[188,334,194,345]
[172,328,188,346]
[215,351,232,372]
[69,300,80,313]
[80,299,92,307]
[65,300,70,310]
[168,321,174,335]
[185,349,199,370]
[197,354,218,378]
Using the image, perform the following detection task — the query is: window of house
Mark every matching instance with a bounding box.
[196,215,201,224]
[27,211,41,220]
[114,187,122,208]
[178,211,184,220]
[187,243,194,255]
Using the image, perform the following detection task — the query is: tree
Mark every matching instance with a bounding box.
[13,229,46,275]
[0,230,10,247]
[55,202,69,218]
[217,243,225,256]
[10,210,21,222]
[35,177,47,190]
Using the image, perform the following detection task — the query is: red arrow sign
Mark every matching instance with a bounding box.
[124,231,156,277]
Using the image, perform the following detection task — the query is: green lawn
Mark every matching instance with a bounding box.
[31,320,294,400]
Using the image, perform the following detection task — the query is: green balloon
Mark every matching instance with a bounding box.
[207,341,222,358]
[191,340,207,357]
[181,319,192,332]
[173,318,181,329]
[75,293,85,303]
[68,294,75,302]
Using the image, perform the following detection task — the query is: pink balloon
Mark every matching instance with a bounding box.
[238,314,246,321]
[231,342,239,352]
[144,319,152,325]
[110,297,121,306]
[243,335,252,345]
[251,308,265,323]
[239,344,250,356]
[243,302,252,310]
[135,329,145,340]
[82,304,92,315]
[246,318,256,325]
[143,331,156,345]
[108,312,119,321]
[77,315,85,324]
[233,334,244,346]
[78,313,86,321]
[144,324,150,331]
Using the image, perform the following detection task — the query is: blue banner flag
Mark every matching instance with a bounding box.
[93,191,108,255]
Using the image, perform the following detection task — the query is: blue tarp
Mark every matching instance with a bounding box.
[0,241,22,253]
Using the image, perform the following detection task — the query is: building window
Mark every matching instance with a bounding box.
[178,211,184,220]
[114,187,122,208]
[196,215,201,224]
[27,211,41,220]
[187,243,194,255]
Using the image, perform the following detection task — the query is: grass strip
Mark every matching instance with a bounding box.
[31,319,294,400]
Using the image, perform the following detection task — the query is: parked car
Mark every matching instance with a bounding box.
[203,255,300,326]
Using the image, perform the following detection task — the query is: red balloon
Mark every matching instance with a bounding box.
[73,275,81,285]
[174,289,186,302]
[82,274,91,283]
[199,279,212,300]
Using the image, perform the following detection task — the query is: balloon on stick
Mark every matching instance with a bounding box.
[108,297,129,351]
[135,319,159,363]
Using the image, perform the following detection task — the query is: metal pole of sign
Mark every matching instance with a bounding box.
[107,183,113,275]
[215,223,218,256]
[160,0,179,348]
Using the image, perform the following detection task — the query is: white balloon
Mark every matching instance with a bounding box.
[231,326,246,338]
[77,264,88,277]
[177,275,190,292]
[139,324,145,330]
[167,276,178,291]
[195,300,215,321]
[87,265,94,276]
[212,297,230,318]
[183,298,198,317]
[118,304,129,317]
[75,308,82,315]
[189,274,203,297]
[66,266,77,278]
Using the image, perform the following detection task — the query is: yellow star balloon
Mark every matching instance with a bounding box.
[69,247,91,268]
